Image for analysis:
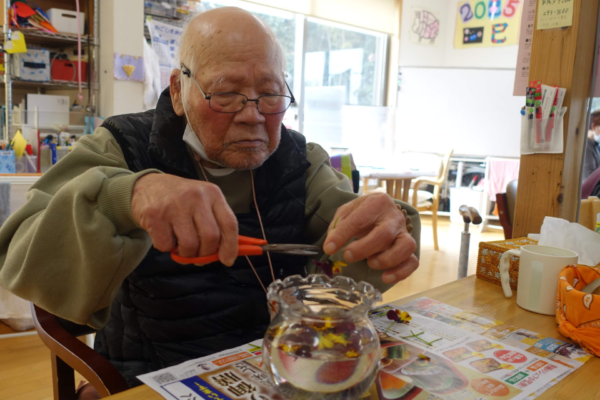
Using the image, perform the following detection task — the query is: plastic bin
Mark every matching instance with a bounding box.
[47,8,85,35]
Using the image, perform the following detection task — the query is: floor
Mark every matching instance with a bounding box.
[0,215,504,400]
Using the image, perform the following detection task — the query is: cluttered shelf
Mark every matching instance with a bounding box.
[0,26,96,47]
[1,77,89,90]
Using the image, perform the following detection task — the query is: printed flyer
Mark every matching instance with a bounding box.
[138,297,590,399]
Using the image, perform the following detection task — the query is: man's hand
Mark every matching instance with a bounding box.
[323,193,418,284]
[131,173,239,266]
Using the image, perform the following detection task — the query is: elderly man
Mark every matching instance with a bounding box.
[0,7,419,389]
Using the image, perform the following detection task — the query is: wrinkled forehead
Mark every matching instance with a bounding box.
[195,43,285,88]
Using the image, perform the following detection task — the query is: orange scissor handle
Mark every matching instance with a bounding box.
[171,235,268,265]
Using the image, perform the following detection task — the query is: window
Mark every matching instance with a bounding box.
[305,19,388,107]
[194,1,391,161]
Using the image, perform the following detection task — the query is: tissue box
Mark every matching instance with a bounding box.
[476,238,538,291]
[11,48,50,82]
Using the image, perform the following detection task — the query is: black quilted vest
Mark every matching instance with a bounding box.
[94,89,310,387]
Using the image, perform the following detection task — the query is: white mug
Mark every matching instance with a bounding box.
[499,245,578,315]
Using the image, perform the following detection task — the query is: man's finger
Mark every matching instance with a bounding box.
[366,233,417,270]
[213,196,239,266]
[342,220,402,262]
[193,209,220,258]
[323,205,377,255]
[147,221,175,253]
[173,219,200,258]
[381,254,419,284]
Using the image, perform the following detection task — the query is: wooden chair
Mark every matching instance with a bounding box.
[411,150,454,251]
[496,180,518,239]
[31,304,129,399]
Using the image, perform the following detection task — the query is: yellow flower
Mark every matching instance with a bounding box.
[346,349,359,358]
[400,311,412,322]
[278,343,300,353]
[324,332,349,346]
[312,317,334,331]
[318,334,335,350]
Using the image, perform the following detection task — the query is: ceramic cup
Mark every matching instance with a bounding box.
[499,245,578,315]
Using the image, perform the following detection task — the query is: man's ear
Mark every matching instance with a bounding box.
[170,69,185,116]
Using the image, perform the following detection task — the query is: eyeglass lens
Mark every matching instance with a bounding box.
[210,93,292,114]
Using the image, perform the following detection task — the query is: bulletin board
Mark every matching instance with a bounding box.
[454,0,522,49]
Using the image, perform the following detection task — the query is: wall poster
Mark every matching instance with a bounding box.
[454,0,523,49]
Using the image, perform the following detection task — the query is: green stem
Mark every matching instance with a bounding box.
[332,217,339,229]
[402,330,441,347]
[384,321,395,334]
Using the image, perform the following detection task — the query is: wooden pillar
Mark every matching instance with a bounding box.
[513,0,600,237]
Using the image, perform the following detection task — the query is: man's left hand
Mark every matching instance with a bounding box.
[323,193,418,284]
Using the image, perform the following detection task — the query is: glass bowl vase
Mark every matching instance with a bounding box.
[263,274,382,400]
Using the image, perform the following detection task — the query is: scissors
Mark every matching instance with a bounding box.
[170,235,320,265]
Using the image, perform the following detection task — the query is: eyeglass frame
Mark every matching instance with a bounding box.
[180,63,295,115]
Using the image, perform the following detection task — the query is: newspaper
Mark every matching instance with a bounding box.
[138,297,591,399]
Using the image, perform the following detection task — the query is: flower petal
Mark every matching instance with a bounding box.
[387,310,400,321]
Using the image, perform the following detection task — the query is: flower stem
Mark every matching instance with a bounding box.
[384,321,395,334]
[402,330,442,347]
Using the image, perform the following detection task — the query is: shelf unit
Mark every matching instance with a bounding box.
[1,0,99,142]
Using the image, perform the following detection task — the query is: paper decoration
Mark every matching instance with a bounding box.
[454,0,522,49]
[4,31,27,54]
[11,130,27,159]
[537,0,573,30]
[114,54,144,82]
[146,19,184,91]
[513,0,536,96]
[409,7,441,46]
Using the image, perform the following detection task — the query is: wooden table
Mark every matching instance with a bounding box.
[106,277,600,399]
[362,170,437,203]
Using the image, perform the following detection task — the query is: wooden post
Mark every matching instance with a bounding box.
[513,0,600,238]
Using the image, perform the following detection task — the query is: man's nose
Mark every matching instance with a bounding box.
[234,100,266,124]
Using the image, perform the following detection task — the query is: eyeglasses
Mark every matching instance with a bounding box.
[180,63,295,115]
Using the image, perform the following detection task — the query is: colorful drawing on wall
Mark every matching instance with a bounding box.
[462,27,484,44]
[114,53,144,82]
[454,0,522,49]
[409,7,441,46]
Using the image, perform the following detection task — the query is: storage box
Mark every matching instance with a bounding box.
[0,151,16,173]
[11,48,50,82]
[51,59,87,82]
[476,237,538,291]
[47,8,85,35]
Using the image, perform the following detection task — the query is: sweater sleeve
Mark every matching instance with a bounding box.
[0,127,159,329]
[303,143,421,294]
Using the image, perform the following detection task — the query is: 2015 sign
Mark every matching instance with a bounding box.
[454,0,521,48]
[460,0,521,22]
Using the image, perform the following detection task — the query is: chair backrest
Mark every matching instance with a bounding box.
[31,304,129,398]
[506,179,518,225]
[437,150,454,184]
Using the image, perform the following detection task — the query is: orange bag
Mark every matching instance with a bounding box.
[556,265,600,357]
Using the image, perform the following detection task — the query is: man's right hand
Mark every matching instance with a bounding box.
[131,173,239,266]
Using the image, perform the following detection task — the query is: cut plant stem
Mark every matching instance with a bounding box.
[332,217,339,230]
[384,321,395,334]
[402,330,442,347]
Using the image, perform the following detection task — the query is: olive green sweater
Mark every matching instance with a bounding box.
[0,128,420,329]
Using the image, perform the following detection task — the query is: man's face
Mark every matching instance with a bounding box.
[180,40,286,170]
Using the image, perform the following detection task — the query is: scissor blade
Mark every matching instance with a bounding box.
[261,244,320,256]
